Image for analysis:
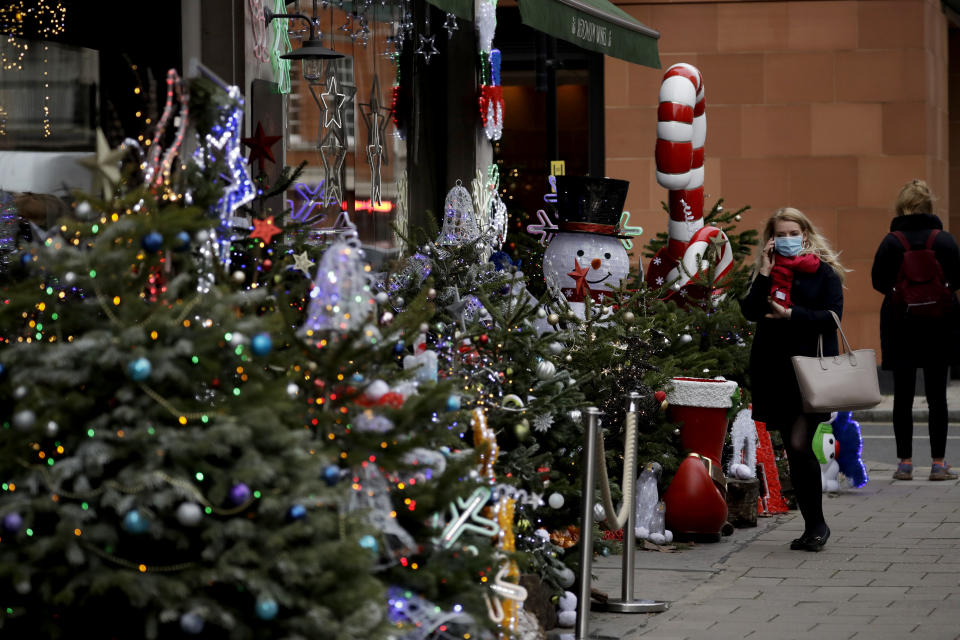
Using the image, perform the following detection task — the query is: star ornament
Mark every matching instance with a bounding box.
[77,128,125,198]
[416,33,439,64]
[249,216,282,244]
[320,73,348,129]
[241,122,282,173]
[567,259,591,299]
[291,250,315,276]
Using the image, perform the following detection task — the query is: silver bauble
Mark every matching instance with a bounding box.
[176,502,203,526]
[623,311,635,323]
[45,420,59,437]
[231,270,246,283]
[374,292,389,304]
[547,313,560,325]
[679,334,693,344]
[535,360,556,380]
[13,386,27,400]
[286,382,300,398]
[548,492,564,509]
[13,410,36,431]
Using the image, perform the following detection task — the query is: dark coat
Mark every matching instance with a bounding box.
[870,213,960,369]
[740,262,844,427]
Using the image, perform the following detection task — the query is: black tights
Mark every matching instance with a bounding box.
[780,415,826,535]
[893,364,949,460]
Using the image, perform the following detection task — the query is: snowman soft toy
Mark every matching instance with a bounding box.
[535,176,640,319]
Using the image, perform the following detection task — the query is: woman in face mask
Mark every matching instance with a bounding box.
[740,207,847,551]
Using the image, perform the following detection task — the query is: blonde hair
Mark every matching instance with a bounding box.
[756,207,847,284]
[895,179,933,216]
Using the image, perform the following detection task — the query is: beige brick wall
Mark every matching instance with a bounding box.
[610,0,951,358]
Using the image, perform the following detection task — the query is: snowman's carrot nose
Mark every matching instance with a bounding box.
[591,258,602,270]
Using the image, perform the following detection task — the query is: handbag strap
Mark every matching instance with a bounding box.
[815,310,854,361]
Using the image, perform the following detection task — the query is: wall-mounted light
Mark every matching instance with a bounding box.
[264,6,343,82]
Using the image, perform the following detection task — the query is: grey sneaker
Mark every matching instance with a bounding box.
[929,463,958,481]
[893,463,913,480]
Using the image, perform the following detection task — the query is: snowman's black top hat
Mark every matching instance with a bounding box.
[554,176,630,237]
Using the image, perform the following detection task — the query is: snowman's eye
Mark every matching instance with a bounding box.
[576,249,584,257]
[604,252,611,259]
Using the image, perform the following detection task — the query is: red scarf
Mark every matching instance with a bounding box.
[769,254,820,308]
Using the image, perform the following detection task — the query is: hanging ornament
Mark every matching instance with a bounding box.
[291,250,315,276]
[479,48,504,141]
[319,129,347,211]
[251,333,273,355]
[437,181,479,246]
[535,360,556,380]
[415,8,439,64]
[229,482,252,505]
[176,502,203,526]
[443,12,458,38]
[241,121,282,174]
[127,357,152,382]
[359,75,392,205]
[179,611,205,635]
[122,509,150,534]
[255,596,279,621]
[248,216,283,244]
[142,70,190,192]
[299,221,376,336]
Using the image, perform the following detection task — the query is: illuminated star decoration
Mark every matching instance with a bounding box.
[567,259,591,299]
[248,216,282,244]
[319,70,348,129]
[319,129,347,208]
[241,121,282,173]
[415,33,439,64]
[359,75,393,205]
[526,208,558,246]
[443,12,458,39]
[291,181,328,224]
[291,250,315,276]
[77,128,125,199]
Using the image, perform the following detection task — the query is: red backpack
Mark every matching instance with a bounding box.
[890,230,954,318]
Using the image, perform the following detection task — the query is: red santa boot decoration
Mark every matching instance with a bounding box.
[663,377,738,541]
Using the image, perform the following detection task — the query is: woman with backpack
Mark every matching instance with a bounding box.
[742,207,846,551]
[871,179,960,481]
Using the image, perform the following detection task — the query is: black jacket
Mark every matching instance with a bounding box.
[740,262,844,426]
[871,213,960,369]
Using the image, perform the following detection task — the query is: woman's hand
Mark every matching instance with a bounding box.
[759,238,775,276]
[765,298,792,319]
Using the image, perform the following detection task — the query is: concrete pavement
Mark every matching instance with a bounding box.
[853,377,960,422]
[582,459,960,640]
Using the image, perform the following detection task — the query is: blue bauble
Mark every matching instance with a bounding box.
[127,357,152,382]
[123,509,149,534]
[322,465,340,486]
[351,372,364,383]
[174,231,192,252]
[288,504,307,521]
[393,341,405,354]
[446,395,461,411]
[251,333,273,356]
[141,231,164,252]
[2,512,23,533]
[229,483,251,505]
[358,534,379,554]
[255,597,279,620]
[180,612,204,635]
[0,362,5,377]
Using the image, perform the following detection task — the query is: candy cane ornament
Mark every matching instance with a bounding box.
[647,63,707,291]
[670,225,733,291]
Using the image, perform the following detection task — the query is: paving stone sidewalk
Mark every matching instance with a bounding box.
[583,460,960,640]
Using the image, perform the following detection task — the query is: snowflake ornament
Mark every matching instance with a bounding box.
[533,413,554,433]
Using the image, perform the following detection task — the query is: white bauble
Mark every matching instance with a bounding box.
[548,492,565,509]
[365,380,389,400]
[543,232,631,301]
[176,502,203,526]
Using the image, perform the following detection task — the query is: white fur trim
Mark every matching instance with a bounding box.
[728,408,758,478]
[667,377,739,408]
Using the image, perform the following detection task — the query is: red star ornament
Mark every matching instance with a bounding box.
[249,216,282,244]
[567,259,591,299]
[241,122,282,173]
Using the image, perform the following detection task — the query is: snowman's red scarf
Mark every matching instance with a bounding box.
[769,253,820,308]
[561,286,615,304]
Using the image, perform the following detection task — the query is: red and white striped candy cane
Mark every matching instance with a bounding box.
[670,225,733,290]
[647,63,707,290]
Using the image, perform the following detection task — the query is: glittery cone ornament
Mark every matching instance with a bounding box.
[299,234,375,336]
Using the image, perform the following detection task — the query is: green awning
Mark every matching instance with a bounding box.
[520,0,660,68]
[426,0,473,21]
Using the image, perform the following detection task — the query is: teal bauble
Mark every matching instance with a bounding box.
[127,357,152,382]
[255,597,279,621]
[123,509,149,534]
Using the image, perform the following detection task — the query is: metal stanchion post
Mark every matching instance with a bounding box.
[575,407,601,640]
[605,392,669,614]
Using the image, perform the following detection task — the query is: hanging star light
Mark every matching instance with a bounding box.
[291,181,328,224]
[443,12,458,39]
[249,216,283,244]
[359,75,393,205]
[291,250,315,276]
[77,128,125,199]
[318,71,348,129]
[415,33,439,64]
[242,121,282,173]
[319,129,347,208]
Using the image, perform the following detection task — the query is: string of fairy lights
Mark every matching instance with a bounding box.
[0,1,67,138]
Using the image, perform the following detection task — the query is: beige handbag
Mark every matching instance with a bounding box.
[791,311,882,413]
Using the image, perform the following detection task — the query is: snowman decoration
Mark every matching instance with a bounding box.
[529,176,641,319]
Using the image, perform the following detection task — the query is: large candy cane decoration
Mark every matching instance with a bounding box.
[647,63,731,295]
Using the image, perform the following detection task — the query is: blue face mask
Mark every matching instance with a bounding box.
[774,236,803,257]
